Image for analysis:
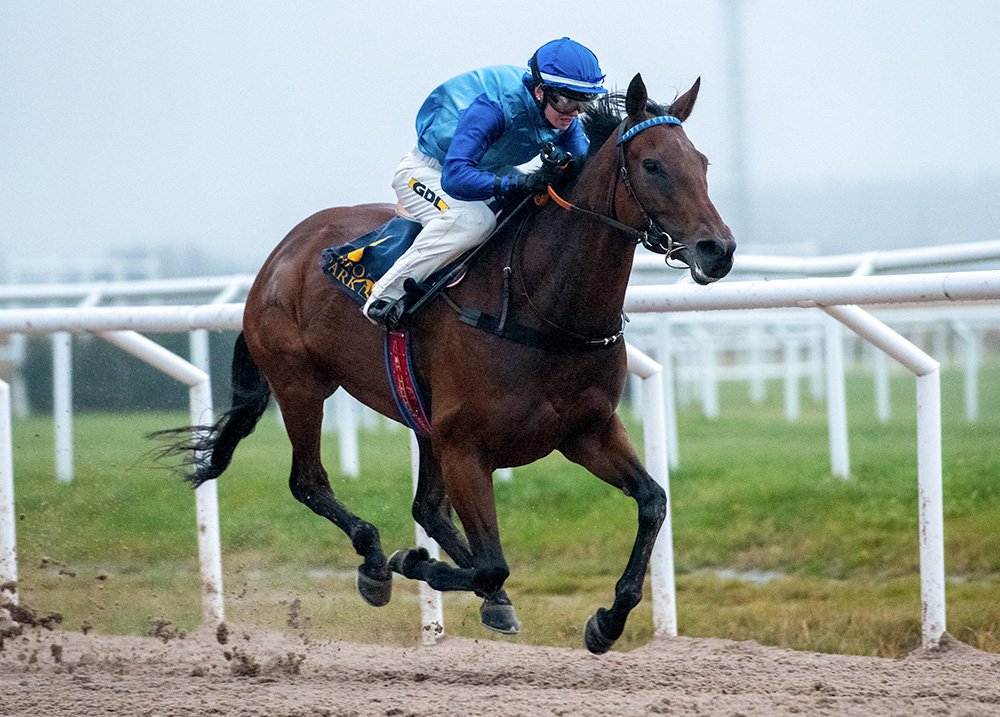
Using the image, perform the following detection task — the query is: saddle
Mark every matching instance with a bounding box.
[324,144,570,317]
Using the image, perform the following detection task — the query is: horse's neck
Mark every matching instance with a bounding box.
[518,162,636,336]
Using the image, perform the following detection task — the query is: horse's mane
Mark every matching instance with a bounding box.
[581,93,672,156]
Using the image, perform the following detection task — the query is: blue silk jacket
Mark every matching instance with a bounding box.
[414,65,589,201]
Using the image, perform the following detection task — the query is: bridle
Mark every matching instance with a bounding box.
[546,114,686,264]
[501,113,689,348]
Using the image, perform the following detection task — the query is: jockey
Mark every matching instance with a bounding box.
[363,37,607,327]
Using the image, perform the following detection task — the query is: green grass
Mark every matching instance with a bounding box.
[7,361,1000,656]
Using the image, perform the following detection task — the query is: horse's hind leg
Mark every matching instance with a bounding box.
[274,381,392,606]
[561,415,667,654]
[402,436,519,633]
[389,446,511,607]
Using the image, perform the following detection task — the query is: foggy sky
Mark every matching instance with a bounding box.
[2,1,999,272]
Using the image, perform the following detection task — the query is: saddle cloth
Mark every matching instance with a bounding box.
[321,216,423,303]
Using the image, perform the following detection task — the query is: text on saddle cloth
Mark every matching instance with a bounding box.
[321,215,473,305]
[321,216,423,303]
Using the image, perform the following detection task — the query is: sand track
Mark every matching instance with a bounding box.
[2,619,999,716]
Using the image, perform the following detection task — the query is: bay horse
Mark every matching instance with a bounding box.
[162,74,734,653]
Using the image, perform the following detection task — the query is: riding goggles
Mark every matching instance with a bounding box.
[545,90,598,115]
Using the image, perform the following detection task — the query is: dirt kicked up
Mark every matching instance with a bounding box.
[2,595,999,717]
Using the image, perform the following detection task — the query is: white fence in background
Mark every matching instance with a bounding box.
[621,269,1000,648]
[2,240,998,472]
[4,241,1000,478]
[2,267,1000,648]
[623,301,996,473]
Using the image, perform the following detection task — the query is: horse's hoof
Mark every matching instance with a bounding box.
[356,566,392,607]
[387,548,429,578]
[584,611,615,654]
[480,601,521,635]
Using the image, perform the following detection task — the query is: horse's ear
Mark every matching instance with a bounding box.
[668,77,701,122]
[625,73,648,121]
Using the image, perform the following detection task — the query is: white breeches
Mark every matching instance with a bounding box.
[365,148,497,305]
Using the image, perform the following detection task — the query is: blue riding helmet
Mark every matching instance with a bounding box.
[528,37,607,98]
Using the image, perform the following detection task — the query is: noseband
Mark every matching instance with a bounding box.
[547,114,684,260]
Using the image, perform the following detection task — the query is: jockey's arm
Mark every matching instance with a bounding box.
[441,95,508,201]
[442,94,590,201]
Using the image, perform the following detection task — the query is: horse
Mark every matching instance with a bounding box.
[159,73,735,654]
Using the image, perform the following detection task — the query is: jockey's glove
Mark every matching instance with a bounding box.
[520,169,557,194]
[493,161,569,199]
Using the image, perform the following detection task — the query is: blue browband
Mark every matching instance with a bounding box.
[615,115,683,145]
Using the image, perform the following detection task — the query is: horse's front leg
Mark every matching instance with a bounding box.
[561,414,667,654]
[402,436,519,633]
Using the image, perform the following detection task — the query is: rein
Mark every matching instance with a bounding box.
[508,212,627,348]
[442,211,626,350]
[547,115,684,258]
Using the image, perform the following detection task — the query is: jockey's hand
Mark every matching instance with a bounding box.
[521,168,556,194]
[494,148,573,198]
[540,142,573,170]
[515,148,574,195]
[494,171,552,199]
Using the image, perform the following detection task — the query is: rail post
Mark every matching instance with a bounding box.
[626,344,677,638]
[0,380,17,604]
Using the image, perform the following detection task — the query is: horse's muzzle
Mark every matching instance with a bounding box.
[686,234,736,285]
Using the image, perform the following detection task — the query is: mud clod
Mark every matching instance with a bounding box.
[149,618,185,643]
[225,647,261,677]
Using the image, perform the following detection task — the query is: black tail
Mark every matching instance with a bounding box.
[149,332,271,488]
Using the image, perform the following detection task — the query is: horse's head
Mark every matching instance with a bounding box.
[615,74,736,284]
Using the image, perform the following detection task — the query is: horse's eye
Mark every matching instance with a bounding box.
[642,159,662,175]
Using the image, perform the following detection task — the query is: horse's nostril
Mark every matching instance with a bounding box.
[697,238,727,260]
